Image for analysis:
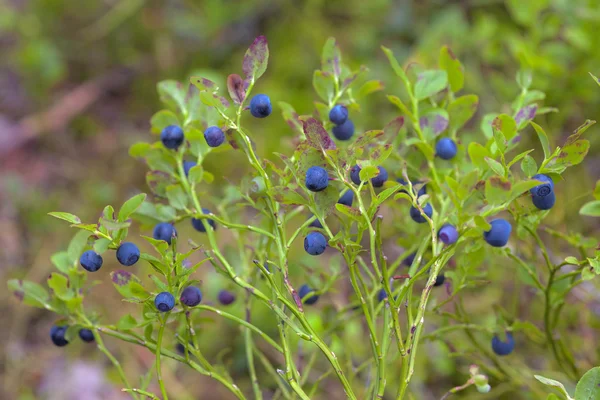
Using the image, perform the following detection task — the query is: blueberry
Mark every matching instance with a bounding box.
[180,286,202,307]
[377,289,388,302]
[350,165,388,187]
[305,166,329,192]
[409,203,433,223]
[329,105,349,125]
[176,342,186,354]
[304,231,327,256]
[116,242,140,266]
[204,126,225,147]
[153,222,177,245]
[532,191,556,210]
[332,119,355,141]
[433,273,445,287]
[80,250,103,272]
[397,178,427,197]
[50,325,69,347]
[183,161,197,177]
[530,174,554,197]
[250,94,272,118]
[155,292,175,312]
[338,190,354,207]
[191,208,216,232]
[218,289,236,305]
[435,138,457,160]
[491,332,515,356]
[78,328,95,343]
[483,219,512,247]
[161,125,185,150]
[298,284,319,305]
[403,252,416,267]
[309,216,323,229]
[438,224,458,245]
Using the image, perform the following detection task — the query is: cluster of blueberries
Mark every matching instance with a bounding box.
[50,326,95,347]
[329,105,354,141]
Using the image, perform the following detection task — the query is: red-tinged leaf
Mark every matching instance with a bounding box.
[303,118,336,151]
[342,66,368,90]
[384,117,405,138]
[243,36,269,82]
[189,76,218,91]
[227,74,246,105]
[321,37,342,79]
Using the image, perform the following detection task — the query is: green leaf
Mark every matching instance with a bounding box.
[594,180,600,200]
[439,46,464,92]
[321,37,342,80]
[516,69,533,90]
[313,70,334,102]
[51,251,72,273]
[129,142,152,158]
[485,176,511,205]
[448,95,478,132]
[94,238,112,253]
[492,114,517,141]
[150,110,180,135]
[8,279,51,309]
[187,127,212,159]
[511,180,543,200]
[530,122,551,160]
[575,367,600,399]
[157,80,187,115]
[552,139,590,168]
[468,142,491,170]
[507,149,535,168]
[506,0,550,26]
[189,76,218,92]
[335,203,363,223]
[387,95,413,119]
[110,270,150,301]
[67,230,93,264]
[534,375,573,400]
[521,155,538,177]
[117,314,138,331]
[48,212,81,224]
[580,201,600,217]
[419,109,449,140]
[485,157,505,177]
[166,185,189,210]
[47,273,74,300]
[314,186,339,219]
[473,216,491,231]
[269,186,306,206]
[118,193,147,222]
[243,35,269,82]
[359,165,380,181]
[356,80,384,98]
[188,165,204,185]
[414,70,448,101]
[381,46,410,87]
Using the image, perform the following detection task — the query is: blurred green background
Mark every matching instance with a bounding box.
[1,0,599,399]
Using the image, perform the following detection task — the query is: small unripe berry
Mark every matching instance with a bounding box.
[435,138,457,160]
[116,242,140,266]
[329,105,348,125]
[161,125,185,150]
[180,286,203,307]
[153,222,177,244]
[304,231,327,256]
[250,94,272,118]
[155,292,175,312]
[80,250,103,272]
[218,289,236,305]
[483,219,512,247]
[409,203,433,223]
[305,166,329,192]
[79,328,95,343]
[298,284,319,305]
[332,119,355,141]
[204,126,225,147]
[491,332,515,356]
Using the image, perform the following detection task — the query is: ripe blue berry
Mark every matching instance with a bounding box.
[183,161,197,177]
[50,325,69,347]
[176,342,186,354]
[250,94,272,118]
[491,332,515,356]
[483,219,512,247]
[397,178,427,197]
[438,224,459,245]
[332,119,355,141]
[338,190,354,207]
[218,289,236,305]
[410,203,433,223]
[191,208,216,232]
[153,222,177,245]
[298,284,319,305]
[329,105,349,125]
[530,174,554,197]
[116,242,140,266]
[350,165,388,187]
[204,126,225,147]
[377,289,388,302]
[161,125,185,150]
[155,292,175,312]
[79,328,95,343]
[80,250,103,272]
[433,273,445,287]
[532,191,556,210]
[309,216,323,229]
[180,286,202,307]
[435,138,457,160]
[304,231,327,256]
[305,166,329,192]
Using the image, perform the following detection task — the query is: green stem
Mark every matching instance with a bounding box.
[93,329,138,400]
[155,315,169,400]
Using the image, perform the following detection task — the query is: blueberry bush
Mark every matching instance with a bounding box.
[7,35,600,399]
